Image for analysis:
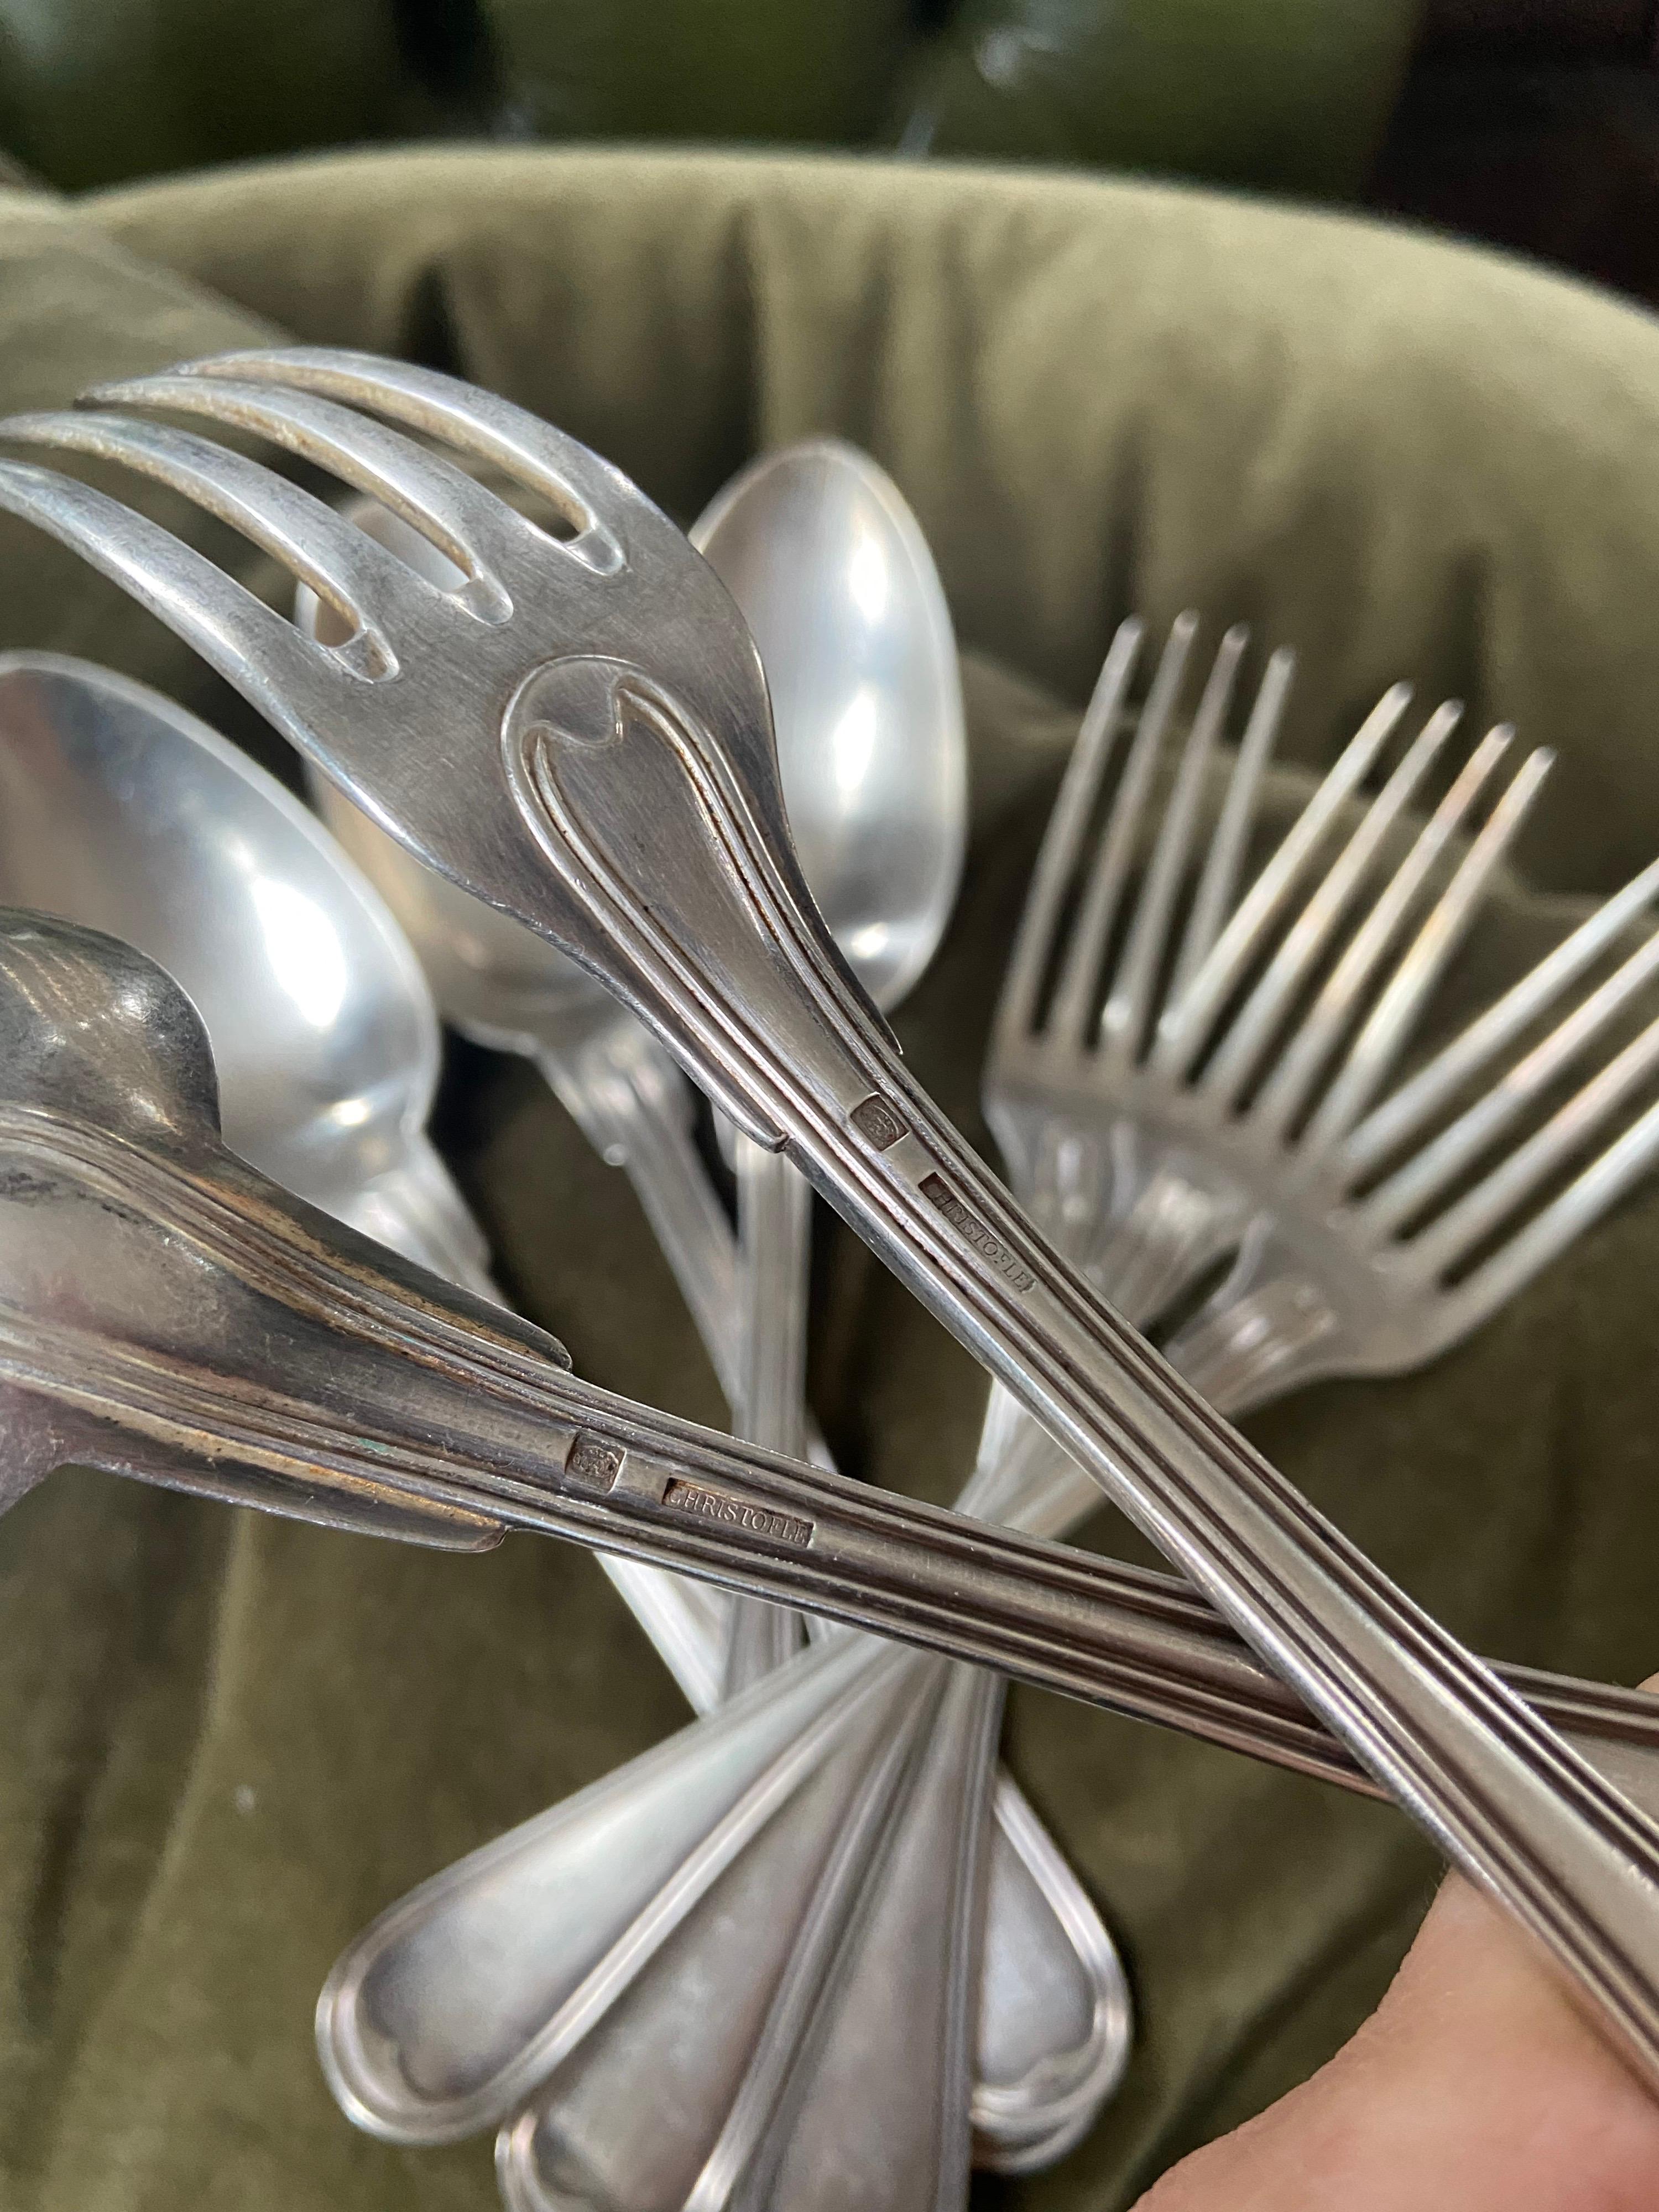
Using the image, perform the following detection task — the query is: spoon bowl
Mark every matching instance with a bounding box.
[0,651,483,1276]
[691,437,965,1013]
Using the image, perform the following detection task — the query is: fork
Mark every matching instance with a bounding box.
[388,615,1659,2207]
[17,899,1659,2211]
[17,896,1659,1765]
[979,608,1556,1532]
[490,632,1547,2204]
[292,497,1125,2161]
[7,349,1659,2086]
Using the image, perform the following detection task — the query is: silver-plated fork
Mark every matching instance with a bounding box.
[488,617,1659,2208]
[992,613,1548,1396]
[293,497,1125,2163]
[978,624,1659,1535]
[978,607,1598,1537]
[8,347,1659,2086]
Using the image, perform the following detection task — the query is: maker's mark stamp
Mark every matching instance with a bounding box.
[850,1094,909,1151]
[566,1433,626,1490]
[920,1173,1036,1291]
[662,1480,813,1547]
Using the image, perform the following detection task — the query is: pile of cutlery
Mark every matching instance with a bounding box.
[2,346,1659,2205]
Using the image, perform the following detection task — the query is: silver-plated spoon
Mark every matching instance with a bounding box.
[688,440,964,1695]
[0,650,486,1285]
[0,649,731,1683]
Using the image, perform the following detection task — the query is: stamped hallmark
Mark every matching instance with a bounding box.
[850,1094,909,1151]
[920,1173,1036,1291]
[566,1433,626,1490]
[662,1480,813,1547]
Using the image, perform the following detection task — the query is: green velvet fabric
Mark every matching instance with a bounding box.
[1,148,1659,2209]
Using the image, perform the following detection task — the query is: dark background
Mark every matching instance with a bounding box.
[3,1,1657,314]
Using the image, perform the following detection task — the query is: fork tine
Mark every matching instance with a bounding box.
[1099,624,1247,1067]
[0,457,341,728]
[1047,613,1197,1046]
[171,347,625,574]
[1443,1079,1659,1333]
[1359,913,1659,1239]
[0,408,437,679]
[1342,855,1659,1182]
[1300,740,1551,1162]
[1199,699,1464,1108]
[1150,679,1413,1078]
[990,617,1143,1049]
[87,373,521,622]
[1251,726,1528,1145]
[1164,644,1295,1009]
[1394,1003,1659,1286]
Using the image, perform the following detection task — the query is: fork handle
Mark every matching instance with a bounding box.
[22,1088,1659,2088]
[523,672,1659,2087]
[796,1055,1659,2082]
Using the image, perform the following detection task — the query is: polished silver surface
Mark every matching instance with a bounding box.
[0,647,740,1717]
[8,350,1659,2088]
[291,479,1117,2156]
[690,438,964,1015]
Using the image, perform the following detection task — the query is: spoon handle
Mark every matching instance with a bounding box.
[725,1133,812,1694]
[531,1021,742,1402]
[337,1135,501,1301]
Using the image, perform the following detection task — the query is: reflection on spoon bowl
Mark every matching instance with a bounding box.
[0,650,487,1282]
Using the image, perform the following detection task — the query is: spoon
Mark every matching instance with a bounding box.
[0,648,738,1691]
[295,468,1125,2160]
[688,438,965,1697]
[0,650,488,1287]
